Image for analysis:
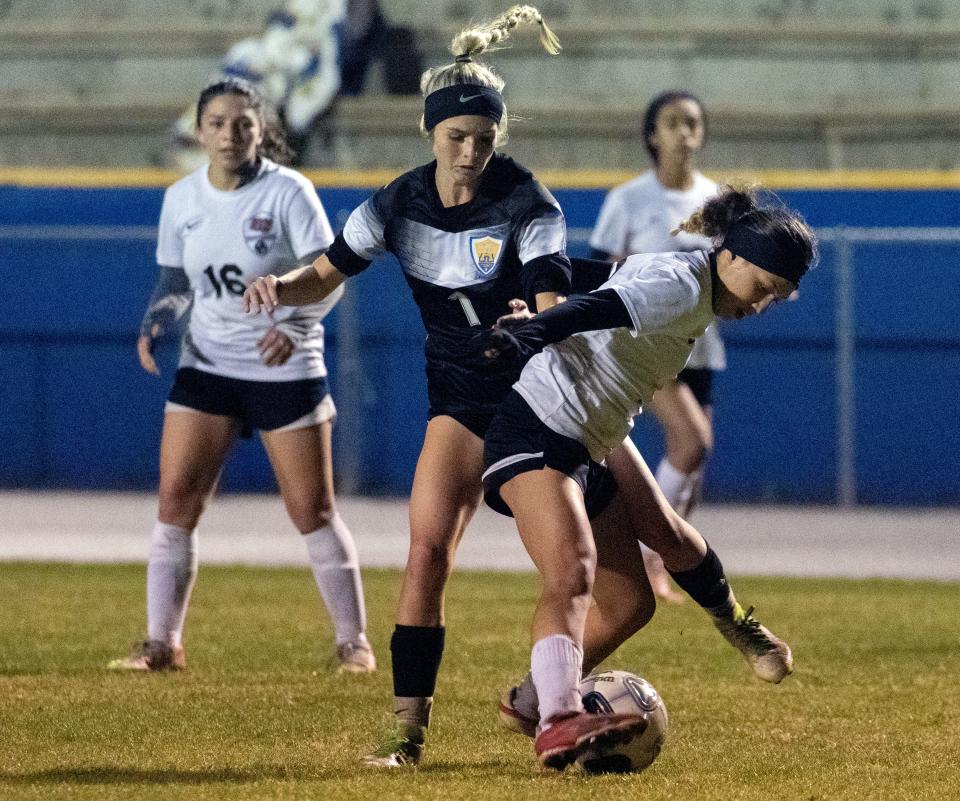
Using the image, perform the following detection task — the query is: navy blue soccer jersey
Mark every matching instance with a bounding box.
[326,153,572,425]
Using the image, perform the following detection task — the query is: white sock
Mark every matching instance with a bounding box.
[146,521,197,647]
[656,458,699,517]
[531,634,584,727]
[303,515,367,645]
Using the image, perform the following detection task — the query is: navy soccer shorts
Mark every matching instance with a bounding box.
[481,390,617,519]
[167,367,332,437]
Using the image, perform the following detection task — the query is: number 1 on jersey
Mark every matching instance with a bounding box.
[449,291,481,327]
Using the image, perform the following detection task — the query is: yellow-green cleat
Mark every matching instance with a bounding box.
[362,725,426,768]
[713,605,793,683]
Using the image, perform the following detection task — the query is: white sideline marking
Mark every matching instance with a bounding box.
[1,492,957,580]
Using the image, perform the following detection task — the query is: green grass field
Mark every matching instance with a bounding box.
[1,562,957,801]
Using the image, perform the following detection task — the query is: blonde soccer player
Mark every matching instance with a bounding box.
[244,6,574,767]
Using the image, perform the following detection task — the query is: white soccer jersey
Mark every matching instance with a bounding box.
[156,159,339,382]
[515,250,716,462]
[589,170,725,371]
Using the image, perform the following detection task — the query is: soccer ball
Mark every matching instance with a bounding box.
[576,670,668,774]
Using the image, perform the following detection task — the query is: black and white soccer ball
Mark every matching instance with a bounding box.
[577,670,669,774]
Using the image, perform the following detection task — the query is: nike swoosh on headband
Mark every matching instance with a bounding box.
[459,93,484,103]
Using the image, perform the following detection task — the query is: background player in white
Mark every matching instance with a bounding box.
[590,90,721,602]
[109,79,375,675]
[480,186,816,769]
[169,0,344,170]
[244,5,570,768]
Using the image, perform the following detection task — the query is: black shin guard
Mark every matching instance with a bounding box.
[391,624,446,698]
[667,546,732,610]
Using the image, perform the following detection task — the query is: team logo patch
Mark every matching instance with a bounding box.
[244,212,277,256]
[469,235,504,277]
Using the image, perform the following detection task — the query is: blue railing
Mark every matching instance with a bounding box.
[3,185,959,504]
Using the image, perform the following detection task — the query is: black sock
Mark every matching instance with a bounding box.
[667,546,732,610]
[391,624,446,698]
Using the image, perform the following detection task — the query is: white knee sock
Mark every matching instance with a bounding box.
[303,515,367,645]
[655,458,700,517]
[146,521,197,647]
[531,634,584,727]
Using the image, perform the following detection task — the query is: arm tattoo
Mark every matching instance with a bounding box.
[140,266,192,338]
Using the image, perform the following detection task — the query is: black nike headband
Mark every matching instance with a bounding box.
[423,84,504,132]
[722,223,809,286]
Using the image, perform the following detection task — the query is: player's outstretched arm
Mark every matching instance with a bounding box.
[478,288,633,370]
[243,253,347,313]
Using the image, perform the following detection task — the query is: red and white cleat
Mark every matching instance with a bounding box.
[533,711,648,771]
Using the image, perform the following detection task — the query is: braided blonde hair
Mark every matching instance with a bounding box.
[418,5,561,145]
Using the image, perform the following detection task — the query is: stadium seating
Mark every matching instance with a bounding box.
[3,1,960,168]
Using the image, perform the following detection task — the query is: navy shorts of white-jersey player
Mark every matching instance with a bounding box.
[244,5,575,768]
[479,185,817,770]
[110,78,376,677]
[589,89,721,603]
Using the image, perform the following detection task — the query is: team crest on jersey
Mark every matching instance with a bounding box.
[244,212,277,256]
[469,235,504,277]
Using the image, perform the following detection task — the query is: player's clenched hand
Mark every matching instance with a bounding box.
[495,298,532,329]
[476,305,552,370]
[478,327,523,361]
[258,326,295,367]
[137,324,161,376]
[243,275,282,314]
[474,325,543,368]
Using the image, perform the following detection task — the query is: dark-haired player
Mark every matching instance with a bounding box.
[109,78,375,676]
[481,184,816,768]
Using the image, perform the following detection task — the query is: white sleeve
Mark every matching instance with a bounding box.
[589,189,630,256]
[155,187,183,268]
[285,180,335,260]
[611,267,702,336]
[516,210,567,263]
[341,198,387,260]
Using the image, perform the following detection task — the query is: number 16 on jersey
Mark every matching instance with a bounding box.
[204,264,246,298]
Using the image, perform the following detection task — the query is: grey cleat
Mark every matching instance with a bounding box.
[107,640,186,672]
[336,639,377,674]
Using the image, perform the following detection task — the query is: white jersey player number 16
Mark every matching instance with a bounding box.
[203,263,246,298]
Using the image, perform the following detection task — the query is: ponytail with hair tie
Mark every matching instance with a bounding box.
[417,5,561,146]
[679,183,818,285]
